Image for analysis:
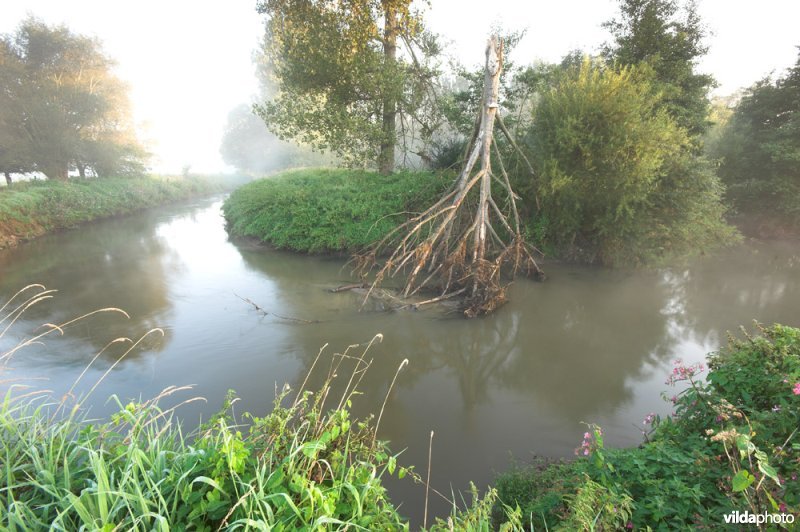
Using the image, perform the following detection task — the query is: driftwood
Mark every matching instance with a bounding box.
[328,283,368,293]
[235,293,320,324]
[354,35,543,318]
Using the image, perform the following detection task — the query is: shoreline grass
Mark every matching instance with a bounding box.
[222,168,450,254]
[0,176,230,251]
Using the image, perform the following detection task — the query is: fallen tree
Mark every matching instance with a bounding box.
[355,35,543,317]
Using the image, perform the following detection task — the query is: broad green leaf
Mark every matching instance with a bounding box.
[731,470,755,492]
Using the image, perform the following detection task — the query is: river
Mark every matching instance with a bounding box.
[1,195,799,524]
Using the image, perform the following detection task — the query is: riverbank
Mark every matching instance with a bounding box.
[0,176,228,250]
[222,168,450,254]
[223,168,741,267]
[491,323,800,529]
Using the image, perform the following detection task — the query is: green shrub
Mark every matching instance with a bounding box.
[222,168,449,253]
[525,59,736,265]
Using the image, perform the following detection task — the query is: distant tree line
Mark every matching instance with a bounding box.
[712,49,800,225]
[0,18,147,185]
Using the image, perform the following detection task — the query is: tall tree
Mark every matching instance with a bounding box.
[254,0,438,174]
[0,18,147,180]
[603,0,714,138]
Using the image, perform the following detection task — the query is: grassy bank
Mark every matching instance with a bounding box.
[222,168,449,254]
[492,324,800,529]
[0,176,227,250]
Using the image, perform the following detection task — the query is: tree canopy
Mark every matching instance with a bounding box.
[603,0,714,138]
[254,0,439,174]
[714,49,800,221]
[0,18,147,181]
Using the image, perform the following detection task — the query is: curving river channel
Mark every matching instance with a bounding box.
[1,195,799,524]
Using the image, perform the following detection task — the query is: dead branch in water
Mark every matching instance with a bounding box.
[354,36,544,318]
[234,293,320,324]
[328,282,368,293]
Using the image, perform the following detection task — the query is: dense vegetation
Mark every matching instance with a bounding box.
[493,324,800,529]
[0,18,147,182]
[0,176,224,250]
[712,49,800,231]
[223,168,449,253]
[524,59,734,265]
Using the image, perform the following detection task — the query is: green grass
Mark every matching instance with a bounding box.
[222,168,450,254]
[0,176,227,250]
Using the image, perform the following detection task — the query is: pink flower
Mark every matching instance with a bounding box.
[793,382,800,395]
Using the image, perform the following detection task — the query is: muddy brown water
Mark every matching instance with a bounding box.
[1,195,799,525]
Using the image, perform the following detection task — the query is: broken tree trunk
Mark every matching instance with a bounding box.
[354,35,544,317]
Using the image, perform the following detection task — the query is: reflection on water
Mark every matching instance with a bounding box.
[1,196,799,524]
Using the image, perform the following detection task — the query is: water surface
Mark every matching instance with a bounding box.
[1,196,799,523]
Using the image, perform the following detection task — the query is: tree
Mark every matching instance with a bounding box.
[715,50,800,221]
[603,0,714,138]
[254,0,439,174]
[527,59,733,265]
[0,38,33,184]
[0,18,147,180]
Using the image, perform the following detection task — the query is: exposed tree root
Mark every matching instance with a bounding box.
[354,36,544,318]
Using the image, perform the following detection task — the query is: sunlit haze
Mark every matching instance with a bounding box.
[1,0,797,173]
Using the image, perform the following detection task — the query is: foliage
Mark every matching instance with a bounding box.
[0,358,409,529]
[713,50,800,225]
[0,176,224,250]
[0,18,148,180]
[525,58,735,265]
[603,0,714,138]
[222,168,449,253]
[220,104,331,176]
[255,0,441,173]
[492,324,800,529]
[493,459,585,529]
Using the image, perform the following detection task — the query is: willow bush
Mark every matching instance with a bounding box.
[525,59,735,265]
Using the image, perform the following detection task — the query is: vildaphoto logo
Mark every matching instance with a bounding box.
[723,510,795,525]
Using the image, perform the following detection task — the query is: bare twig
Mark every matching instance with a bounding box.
[234,293,320,324]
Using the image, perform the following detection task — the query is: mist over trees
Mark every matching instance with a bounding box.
[0,18,147,182]
[713,49,800,223]
[220,104,329,175]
